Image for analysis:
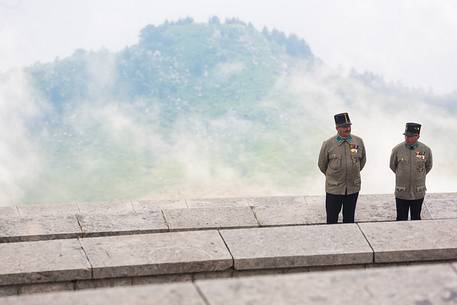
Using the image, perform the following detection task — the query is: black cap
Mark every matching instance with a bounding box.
[334,113,351,127]
[403,122,421,136]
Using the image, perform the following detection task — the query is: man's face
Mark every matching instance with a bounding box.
[405,134,420,145]
[336,125,351,138]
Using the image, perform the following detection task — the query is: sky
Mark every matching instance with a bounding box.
[1,0,457,95]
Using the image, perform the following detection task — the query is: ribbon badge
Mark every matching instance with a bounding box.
[416,151,426,160]
[350,144,359,155]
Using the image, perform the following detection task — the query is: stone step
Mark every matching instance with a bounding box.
[0,230,231,288]
[220,224,373,270]
[0,239,92,287]
[1,219,457,294]
[360,219,457,263]
[196,263,457,305]
[1,263,456,304]
[0,282,206,305]
[1,194,456,243]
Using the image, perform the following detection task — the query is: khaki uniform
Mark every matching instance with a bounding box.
[318,135,366,195]
[390,141,433,200]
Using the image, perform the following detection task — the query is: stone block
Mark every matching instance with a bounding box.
[196,263,457,305]
[0,286,18,297]
[0,282,207,305]
[359,219,457,263]
[19,282,74,294]
[164,207,259,231]
[16,204,79,217]
[220,224,372,270]
[356,194,432,222]
[76,211,167,237]
[0,207,19,217]
[356,194,396,222]
[187,196,306,208]
[132,200,187,211]
[132,274,192,285]
[78,201,134,214]
[186,197,253,208]
[232,268,310,278]
[303,195,325,205]
[426,192,457,200]
[425,198,457,220]
[0,215,81,243]
[249,196,306,207]
[0,239,91,285]
[80,230,232,279]
[191,270,233,281]
[253,203,325,226]
[75,278,132,290]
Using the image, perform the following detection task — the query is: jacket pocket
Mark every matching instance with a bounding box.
[327,180,339,186]
[416,159,426,174]
[354,177,361,187]
[396,186,407,192]
[416,185,427,192]
[328,154,341,170]
[398,157,409,168]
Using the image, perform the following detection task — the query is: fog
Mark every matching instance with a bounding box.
[0,55,455,206]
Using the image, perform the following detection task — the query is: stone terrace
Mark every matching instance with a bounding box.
[0,193,456,303]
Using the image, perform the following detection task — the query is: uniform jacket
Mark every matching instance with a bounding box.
[318,134,366,195]
[390,141,432,200]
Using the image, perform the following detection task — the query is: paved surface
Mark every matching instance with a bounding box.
[359,219,457,263]
[220,224,373,269]
[2,264,457,304]
[79,230,232,278]
[0,239,91,286]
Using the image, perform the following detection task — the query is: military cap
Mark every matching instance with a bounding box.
[334,112,351,127]
[403,122,421,136]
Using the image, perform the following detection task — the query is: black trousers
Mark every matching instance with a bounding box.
[326,192,359,224]
[396,198,424,221]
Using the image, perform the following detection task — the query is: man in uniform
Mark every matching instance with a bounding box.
[390,122,433,221]
[318,113,366,224]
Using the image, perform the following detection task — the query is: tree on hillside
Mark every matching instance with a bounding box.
[286,34,312,57]
[209,16,221,24]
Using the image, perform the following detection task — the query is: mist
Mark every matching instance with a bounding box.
[0,21,456,206]
[1,62,456,206]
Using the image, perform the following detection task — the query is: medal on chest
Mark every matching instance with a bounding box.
[415,151,426,160]
[350,144,359,155]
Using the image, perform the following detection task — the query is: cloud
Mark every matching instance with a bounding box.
[0,70,43,206]
[1,12,457,204]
